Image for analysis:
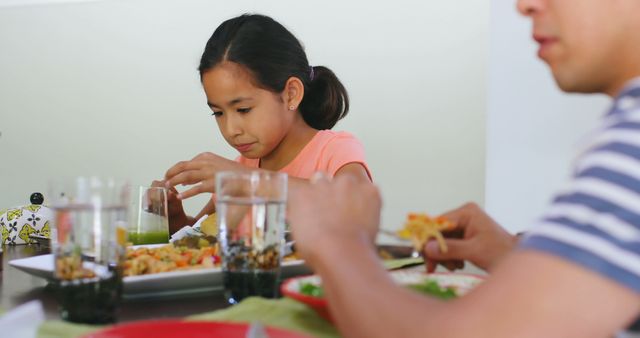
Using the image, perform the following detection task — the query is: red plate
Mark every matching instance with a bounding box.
[82,320,311,338]
[281,271,486,323]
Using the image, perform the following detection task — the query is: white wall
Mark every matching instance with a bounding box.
[0,0,488,229]
[485,2,609,233]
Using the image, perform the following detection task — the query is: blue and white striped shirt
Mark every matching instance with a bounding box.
[520,78,640,293]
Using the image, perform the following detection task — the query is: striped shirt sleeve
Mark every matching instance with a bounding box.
[519,115,640,294]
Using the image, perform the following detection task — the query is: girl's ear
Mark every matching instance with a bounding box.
[283,77,305,111]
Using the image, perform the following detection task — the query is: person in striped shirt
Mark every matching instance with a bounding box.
[286,0,640,337]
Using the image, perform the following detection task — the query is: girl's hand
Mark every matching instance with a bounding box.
[164,152,246,200]
[151,180,192,234]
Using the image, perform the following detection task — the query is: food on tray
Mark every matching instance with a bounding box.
[171,234,218,249]
[124,243,220,276]
[225,242,280,270]
[124,232,297,276]
[396,213,454,253]
[55,255,97,280]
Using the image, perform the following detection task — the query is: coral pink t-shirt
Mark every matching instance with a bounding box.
[236,130,371,179]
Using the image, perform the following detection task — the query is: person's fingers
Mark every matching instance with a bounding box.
[443,261,459,271]
[164,161,189,180]
[176,184,207,200]
[437,202,481,232]
[191,152,216,161]
[441,227,465,240]
[166,184,179,194]
[426,259,438,273]
[165,169,208,188]
[165,160,208,181]
[166,189,180,200]
[423,238,471,261]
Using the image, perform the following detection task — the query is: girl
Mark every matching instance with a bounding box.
[159,14,371,233]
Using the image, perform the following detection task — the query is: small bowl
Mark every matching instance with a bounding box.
[280,275,330,321]
[281,271,485,323]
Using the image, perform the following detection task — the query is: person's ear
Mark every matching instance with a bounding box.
[283,77,304,111]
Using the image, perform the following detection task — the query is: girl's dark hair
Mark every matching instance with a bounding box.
[198,14,349,130]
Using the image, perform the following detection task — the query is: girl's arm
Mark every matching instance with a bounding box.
[167,198,216,235]
[165,152,371,199]
[163,154,371,232]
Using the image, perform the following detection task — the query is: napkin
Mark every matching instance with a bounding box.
[169,214,209,242]
[1,300,46,338]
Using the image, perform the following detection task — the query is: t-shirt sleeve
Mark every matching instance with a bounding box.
[519,121,640,294]
[321,133,372,179]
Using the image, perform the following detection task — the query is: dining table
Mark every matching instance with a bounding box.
[1,244,234,322]
[0,242,351,338]
[9,242,636,338]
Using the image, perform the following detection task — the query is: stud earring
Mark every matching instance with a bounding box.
[289,105,295,111]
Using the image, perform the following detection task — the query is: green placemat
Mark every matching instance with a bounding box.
[188,297,339,338]
[37,259,421,338]
[38,321,102,338]
[38,297,338,338]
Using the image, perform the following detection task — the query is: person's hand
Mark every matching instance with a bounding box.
[151,180,191,234]
[164,152,246,199]
[423,202,518,272]
[287,174,382,267]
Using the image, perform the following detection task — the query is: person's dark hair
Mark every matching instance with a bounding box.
[198,14,349,130]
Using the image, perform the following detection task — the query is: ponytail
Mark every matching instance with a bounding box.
[299,66,349,130]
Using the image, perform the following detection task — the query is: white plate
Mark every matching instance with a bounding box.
[9,250,310,299]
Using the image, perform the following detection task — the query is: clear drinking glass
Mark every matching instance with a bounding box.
[49,177,128,324]
[127,186,169,245]
[216,171,288,304]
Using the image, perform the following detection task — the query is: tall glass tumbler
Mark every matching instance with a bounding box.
[49,177,128,324]
[216,171,287,304]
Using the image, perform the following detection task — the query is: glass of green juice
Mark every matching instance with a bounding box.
[127,186,169,245]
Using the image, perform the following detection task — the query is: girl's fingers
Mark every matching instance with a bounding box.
[165,170,206,188]
[192,152,217,161]
[165,160,208,181]
[164,161,189,180]
[177,183,211,200]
